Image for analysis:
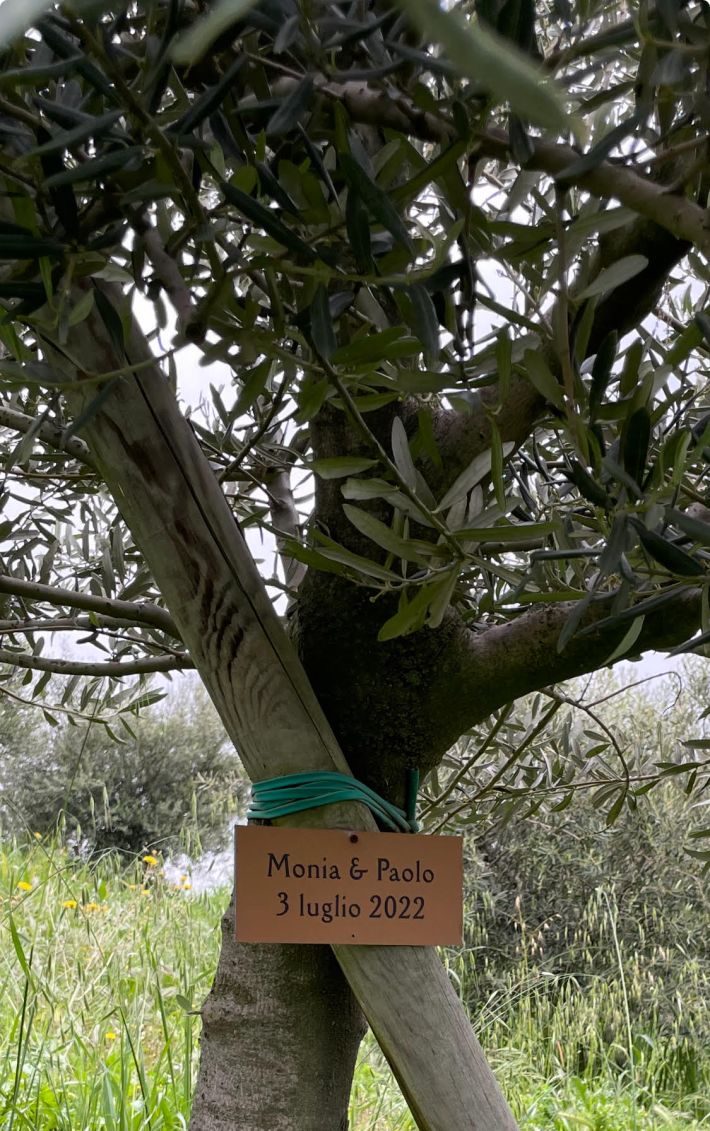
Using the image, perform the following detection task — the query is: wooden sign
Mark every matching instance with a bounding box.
[235,825,463,946]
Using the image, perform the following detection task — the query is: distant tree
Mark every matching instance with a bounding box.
[0,678,242,853]
[1,0,710,1126]
[447,663,710,974]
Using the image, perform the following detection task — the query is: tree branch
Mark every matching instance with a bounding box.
[474,127,710,258]
[544,10,662,69]
[329,77,704,340]
[0,614,139,634]
[0,647,193,676]
[258,422,308,594]
[444,589,703,733]
[299,80,697,492]
[0,680,135,723]
[0,615,188,658]
[130,211,202,338]
[0,405,95,466]
[412,208,687,495]
[265,465,308,593]
[308,80,710,258]
[0,574,181,638]
[405,377,545,496]
[281,76,452,145]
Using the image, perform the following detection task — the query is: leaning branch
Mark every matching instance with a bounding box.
[0,405,95,466]
[0,647,193,676]
[446,588,702,732]
[309,78,710,259]
[473,128,710,259]
[0,574,181,638]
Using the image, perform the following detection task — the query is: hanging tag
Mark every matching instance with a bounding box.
[235,826,463,946]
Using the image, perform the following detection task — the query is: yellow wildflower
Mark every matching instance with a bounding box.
[16,881,32,892]
[142,855,158,867]
[83,902,100,912]
[140,887,151,896]
[105,1031,118,1041]
[180,874,189,882]
[182,882,192,890]
[62,899,78,910]
[127,883,140,891]
[33,832,42,840]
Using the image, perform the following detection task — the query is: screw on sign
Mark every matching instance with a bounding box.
[234,826,463,946]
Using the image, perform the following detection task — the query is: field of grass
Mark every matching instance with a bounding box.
[2,837,708,1130]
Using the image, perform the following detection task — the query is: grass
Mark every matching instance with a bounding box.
[1,837,708,1130]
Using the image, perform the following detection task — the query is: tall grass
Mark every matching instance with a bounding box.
[2,837,708,1130]
[1,837,219,1130]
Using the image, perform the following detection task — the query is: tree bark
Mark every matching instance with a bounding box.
[191,899,365,1131]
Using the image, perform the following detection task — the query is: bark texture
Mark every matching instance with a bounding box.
[191,899,365,1131]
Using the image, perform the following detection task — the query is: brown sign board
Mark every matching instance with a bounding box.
[235,825,463,946]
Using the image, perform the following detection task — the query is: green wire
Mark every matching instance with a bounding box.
[248,770,420,833]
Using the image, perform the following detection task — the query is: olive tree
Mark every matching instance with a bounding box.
[0,675,240,851]
[1,0,709,1127]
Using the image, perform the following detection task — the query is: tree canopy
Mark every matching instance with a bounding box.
[1,0,709,728]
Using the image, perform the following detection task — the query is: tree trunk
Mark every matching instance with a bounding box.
[191,897,365,1131]
[50,284,519,1131]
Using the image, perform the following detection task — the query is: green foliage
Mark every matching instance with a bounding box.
[0,838,219,1130]
[0,678,244,853]
[421,659,710,866]
[1,0,710,686]
[473,784,708,974]
[415,666,710,1119]
[463,798,709,1105]
[2,2,710,1124]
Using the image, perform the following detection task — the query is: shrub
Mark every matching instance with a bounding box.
[0,676,246,853]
